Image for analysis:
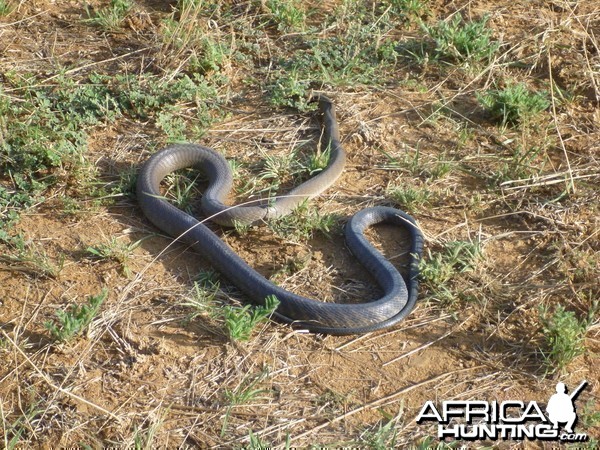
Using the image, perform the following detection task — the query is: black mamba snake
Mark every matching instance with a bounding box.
[137,96,424,335]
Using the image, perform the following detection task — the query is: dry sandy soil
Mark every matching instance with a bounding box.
[0,0,598,448]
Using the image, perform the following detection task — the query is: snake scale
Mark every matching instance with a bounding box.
[137,96,424,335]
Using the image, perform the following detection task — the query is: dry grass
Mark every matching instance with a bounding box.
[0,0,599,448]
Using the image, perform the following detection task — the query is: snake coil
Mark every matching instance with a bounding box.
[137,96,424,335]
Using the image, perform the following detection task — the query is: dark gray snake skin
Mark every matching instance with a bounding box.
[137,96,424,335]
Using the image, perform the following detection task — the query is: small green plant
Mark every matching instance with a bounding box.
[163,169,205,212]
[478,83,550,126]
[266,0,305,31]
[84,0,133,30]
[388,185,431,212]
[303,145,331,175]
[160,1,231,74]
[258,151,298,188]
[181,271,222,321]
[45,290,108,342]
[1,403,42,450]
[223,295,280,341]
[268,68,311,110]
[358,417,400,449]
[489,145,547,185]
[411,437,460,450]
[0,233,65,279]
[130,412,164,450]
[86,237,144,277]
[579,400,600,430]
[423,14,499,65]
[420,240,482,285]
[538,304,593,373]
[222,369,271,436]
[388,0,429,19]
[267,3,410,103]
[0,0,13,16]
[419,240,483,306]
[182,275,279,338]
[267,203,337,242]
[426,158,454,180]
[190,36,229,74]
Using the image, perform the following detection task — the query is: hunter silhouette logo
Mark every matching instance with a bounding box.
[546,381,586,434]
[416,380,590,442]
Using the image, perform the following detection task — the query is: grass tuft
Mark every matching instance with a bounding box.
[478,83,550,126]
[265,0,306,32]
[0,0,13,16]
[84,0,133,31]
[388,185,431,212]
[223,295,280,342]
[85,237,144,278]
[538,303,595,374]
[267,203,337,242]
[45,289,107,342]
[419,241,483,306]
[423,14,499,65]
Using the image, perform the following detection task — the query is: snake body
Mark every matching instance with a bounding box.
[137,97,424,335]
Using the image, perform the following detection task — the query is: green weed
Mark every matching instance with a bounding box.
[191,36,230,75]
[426,158,454,180]
[267,202,337,242]
[0,403,42,450]
[258,151,298,189]
[423,14,499,65]
[538,303,595,374]
[267,3,408,104]
[86,237,144,277]
[0,73,114,177]
[0,186,38,237]
[0,69,221,254]
[358,416,400,449]
[303,145,332,175]
[130,413,164,450]
[267,68,312,110]
[377,146,437,178]
[266,0,305,32]
[419,240,483,306]
[0,233,65,279]
[222,369,271,436]
[0,0,13,16]
[181,271,222,321]
[223,295,280,342]
[387,0,429,19]
[183,273,280,340]
[160,1,231,74]
[490,145,547,184]
[420,240,482,285]
[84,0,133,30]
[45,289,107,342]
[388,185,431,212]
[162,169,205,212]
[478,83,550,126]
[579,400,600,430]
